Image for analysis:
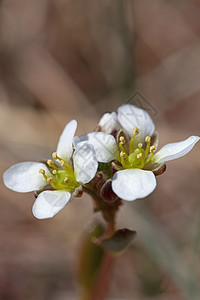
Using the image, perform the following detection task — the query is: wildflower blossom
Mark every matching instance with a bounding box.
[75,104,200,201]
[3,120,98,219]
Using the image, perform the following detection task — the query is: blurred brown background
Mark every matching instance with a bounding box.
[1,0,200,299]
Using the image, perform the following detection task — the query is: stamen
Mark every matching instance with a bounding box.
[137,153,143,159]
[129,128,139,154]
[52,152,58,160]
[145,136,151,143]
[138,143,143,149]
[39,168,48,180]
[64,177,69,184]
[134,128,139,135]
[119,138,127,154]
[145,146,156,164]
[52,170,57,175]
[150,146,155,153]
[52,152,63,163]
[47,160,54,167]
[145,136,151,157]
[47,177,53,183]
[120,151,126,158]
[120,151,130,168]
[119,136,126,145]
[39,169,45,175]
[60,160,65,167]
[47,159,58,170]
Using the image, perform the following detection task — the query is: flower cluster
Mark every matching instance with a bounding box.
[3,104,200,220]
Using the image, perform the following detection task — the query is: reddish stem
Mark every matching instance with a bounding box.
[90,251,114,300]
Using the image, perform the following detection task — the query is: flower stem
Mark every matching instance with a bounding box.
[89,251,114,300]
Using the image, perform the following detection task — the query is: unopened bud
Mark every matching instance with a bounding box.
[153,164,167,176]
[100,179,118,204]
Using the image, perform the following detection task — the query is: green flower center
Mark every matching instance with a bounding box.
[39,152,80,192]
[118,128,156,169]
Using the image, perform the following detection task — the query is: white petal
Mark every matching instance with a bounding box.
[73,143,98,184]
[118,104,155,143]
[112,169,156,201]
[3,162,51,193]
[32,190,71,219]
[75,132,118,163]
[73,136,80,148]
[56,120,77,162]
[153,136,200,163]
[98,112,121,133]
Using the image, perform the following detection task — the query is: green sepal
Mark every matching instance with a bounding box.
[98,162,112,177]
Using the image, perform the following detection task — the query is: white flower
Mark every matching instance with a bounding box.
[3,120,98,219]
[76,104,200,201]
[98,112,121,133]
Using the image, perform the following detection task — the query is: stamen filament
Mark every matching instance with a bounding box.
[119,141,127,156]
[47,159,58,170]
[120,151,131,168]
[145,146,156,164]
[39,169,48,180]
[145,136,151,158]
[129,128,139,154]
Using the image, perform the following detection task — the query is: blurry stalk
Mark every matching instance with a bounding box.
[130,205,200,299]
[78,218,116,300]
[82,251,114,300]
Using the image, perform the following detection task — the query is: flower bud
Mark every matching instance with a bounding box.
[153,164,166,176]
[100,178,118,204]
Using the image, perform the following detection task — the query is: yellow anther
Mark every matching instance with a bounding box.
[52,152,58,160]
[119,136,126,145]
[145,136,151,143]
[134,128,139,135]
[64,177,69,184]
[150,146,156,153]
[47,177,53,183]
[60,160,65,167]
[120,151,126,158]
[52,170,57,175]
[137,153,143,159]
[138,143,143,148]
[47,159,54,167]
[39,169,45,175]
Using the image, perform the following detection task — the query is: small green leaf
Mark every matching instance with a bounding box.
[101,228,136,253]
